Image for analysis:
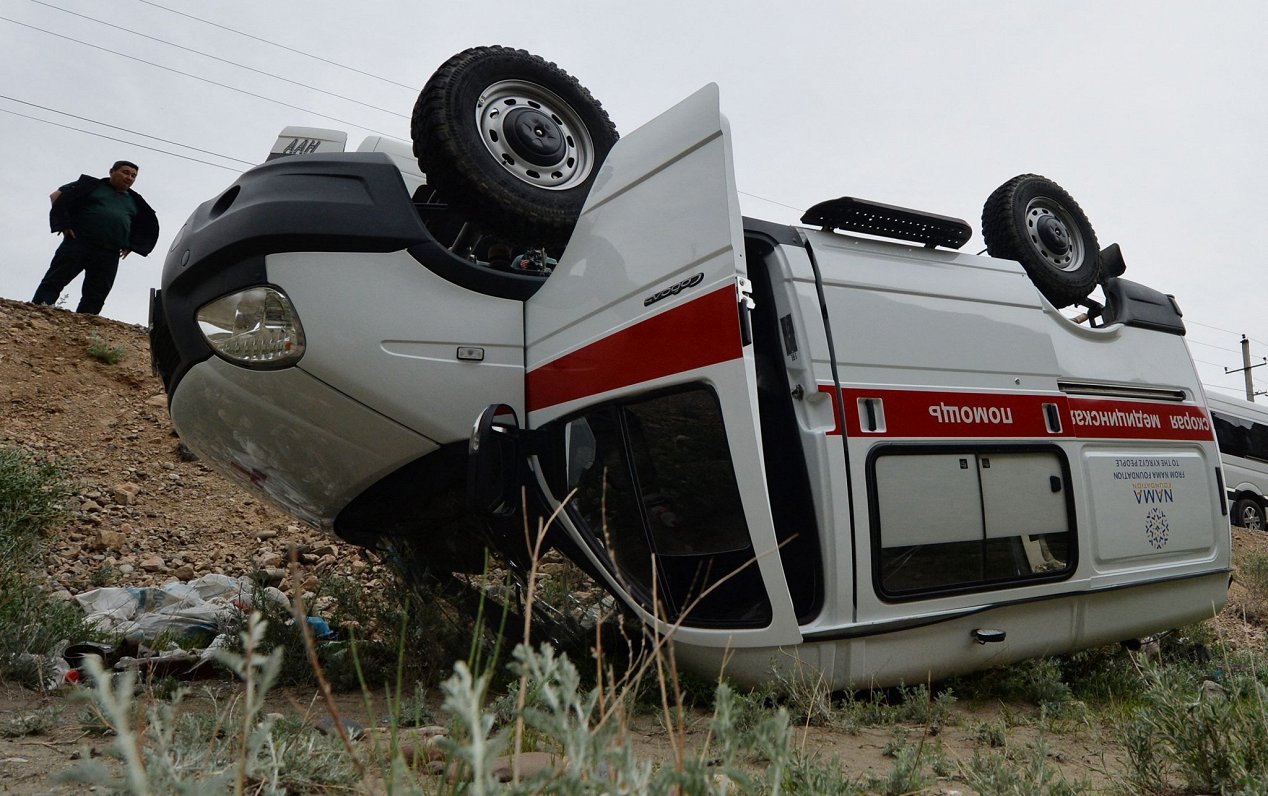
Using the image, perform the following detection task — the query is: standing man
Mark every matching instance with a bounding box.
[32,160,159,315]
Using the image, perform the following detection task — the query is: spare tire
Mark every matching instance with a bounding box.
[981,174,1101,308]
[411,46,619,246]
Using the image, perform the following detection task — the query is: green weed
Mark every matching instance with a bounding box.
[0,446,102,683]
[1241,548,1268,591]
[1117,660,1268,793]
[974,717,1009,748]
[831,683,957,734]
[964,736,1088,795]
[865,731,939,796]
[86,335,125,364]
[1057,644,1147,706]
[955,656,1074,710]
[0,706,60,737]
[0,446,71,539]
[89,562,116,587]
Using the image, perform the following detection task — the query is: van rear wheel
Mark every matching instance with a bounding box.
[981,174,1101,309]
[1234,498,1265,531]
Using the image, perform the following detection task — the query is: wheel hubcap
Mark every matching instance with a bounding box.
[502,107,567,167]
[476,79,596,191]
[1036,215,1071,255]
[1024,198,1084,272]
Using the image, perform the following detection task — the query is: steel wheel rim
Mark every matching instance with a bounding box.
[1024,197,1085,272]
[475,79,596,191]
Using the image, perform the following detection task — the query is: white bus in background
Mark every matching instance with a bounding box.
[1208,392,1268,530]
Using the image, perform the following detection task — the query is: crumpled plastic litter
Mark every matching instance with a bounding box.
[74,573,291,642]
[67,574,339,679]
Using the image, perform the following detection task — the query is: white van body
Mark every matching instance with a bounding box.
[1207,391,1268,530]
[152,84,1231,690]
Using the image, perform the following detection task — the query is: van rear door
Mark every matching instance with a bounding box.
[523,84,801,646]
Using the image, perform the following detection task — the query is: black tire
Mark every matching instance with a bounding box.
[412,46,619,245]
[981,174,1101,308]
[1234,498,1265,531]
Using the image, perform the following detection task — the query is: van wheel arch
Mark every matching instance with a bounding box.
[981,174,1101,308]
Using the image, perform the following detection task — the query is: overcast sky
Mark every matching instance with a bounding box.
[2,0,1265,400]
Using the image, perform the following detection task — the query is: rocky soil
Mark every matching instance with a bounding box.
[0,296,386,603]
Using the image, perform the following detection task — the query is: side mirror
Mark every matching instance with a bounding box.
[1099,243,1126,278]
[468,403,522,518]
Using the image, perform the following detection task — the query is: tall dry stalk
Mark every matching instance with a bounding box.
[511,489,574,782]
[288,551,366,779]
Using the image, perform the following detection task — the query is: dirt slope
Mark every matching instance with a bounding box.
[0,296,376,596]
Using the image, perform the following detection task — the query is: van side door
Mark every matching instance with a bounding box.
[522,84,801,646]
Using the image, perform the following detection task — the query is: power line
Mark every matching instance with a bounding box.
[0,107,243,172]
[1188,318,1268,349]
[27,0,408,120]
[0,16,401,138]
[738,190,804,213]
[1186,337,1238,353]
[1192,331,1265,348]
[1202,381,1248,397]
[1190,318,1246,336]
[135,0,417,90]
[0,94,255,166]
[1194,356,1238,370]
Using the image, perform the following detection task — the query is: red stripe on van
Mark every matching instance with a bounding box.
[527,284,741,412]
[823,386,1215,442]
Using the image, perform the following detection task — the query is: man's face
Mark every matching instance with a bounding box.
[109,165,138,191]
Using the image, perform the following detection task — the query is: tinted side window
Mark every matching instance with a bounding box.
[559,388,772,628]
[1213,412,1250,459]
[871,448,1075,599]
[1212,410,1268,462]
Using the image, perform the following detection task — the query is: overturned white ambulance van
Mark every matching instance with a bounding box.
[151,47,1230,689]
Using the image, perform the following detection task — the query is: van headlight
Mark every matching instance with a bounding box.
[196,287,305,367]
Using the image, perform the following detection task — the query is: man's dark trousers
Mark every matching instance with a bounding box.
[32,238,120,315]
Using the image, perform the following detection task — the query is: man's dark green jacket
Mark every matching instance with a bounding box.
[49,175,160,256]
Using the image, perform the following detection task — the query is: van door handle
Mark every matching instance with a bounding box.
[973,628,1006,644]
[737,275,755,347]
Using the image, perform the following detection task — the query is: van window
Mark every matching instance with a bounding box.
[555,387,773,628]
[1213,411,1268,463]
[870,447,1075,599]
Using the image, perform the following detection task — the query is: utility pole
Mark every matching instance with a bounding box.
[1225,335,1268,402]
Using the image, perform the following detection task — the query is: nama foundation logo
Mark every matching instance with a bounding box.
[1144,507,1170,550]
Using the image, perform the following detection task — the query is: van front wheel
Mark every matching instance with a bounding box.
[1234,498,1264,531]
[411,46,619,246]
